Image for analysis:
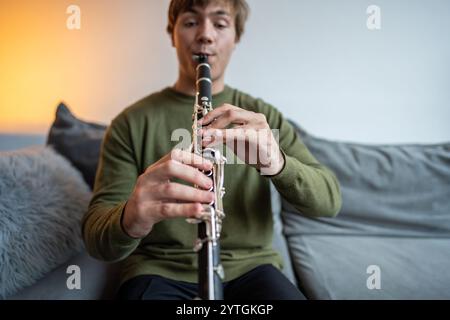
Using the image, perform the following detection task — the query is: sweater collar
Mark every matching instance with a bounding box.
[164,85,233,104]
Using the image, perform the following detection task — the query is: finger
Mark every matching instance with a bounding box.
[197,104,235,126]
[169,149,213,171]
[156,202,204,219]
[202,128,225,147]
[202,128,258,146]
[154,160,212,189]
[203,108,249,130]
[156,182,215,203]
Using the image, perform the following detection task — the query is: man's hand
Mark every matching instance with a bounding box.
[198,104,285,176]
[122,149,214,238]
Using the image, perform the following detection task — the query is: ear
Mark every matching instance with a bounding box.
[232,37,239,49]
[234,29,240,45]
[170,33,175,47]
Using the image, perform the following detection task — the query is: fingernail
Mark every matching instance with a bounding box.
[196,211,204,219]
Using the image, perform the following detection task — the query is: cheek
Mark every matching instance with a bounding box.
[220,41,236,63]
[173,29,193,51]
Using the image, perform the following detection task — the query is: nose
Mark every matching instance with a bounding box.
[196,20,215,45]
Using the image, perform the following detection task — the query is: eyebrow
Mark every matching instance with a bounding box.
[184,8,231,18]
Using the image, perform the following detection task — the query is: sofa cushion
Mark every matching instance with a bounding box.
[0,146,91,298]
[47,103,107,189]
[283,121,450,299]
[288,235,450,299]
[6,251,121,300]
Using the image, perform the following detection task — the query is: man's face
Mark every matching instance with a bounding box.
[172,2,237,85]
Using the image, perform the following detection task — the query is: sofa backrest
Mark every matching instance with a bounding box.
[283,120,450,238]
[0,134,46,152]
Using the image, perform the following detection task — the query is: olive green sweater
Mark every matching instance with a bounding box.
[82,85,342,286]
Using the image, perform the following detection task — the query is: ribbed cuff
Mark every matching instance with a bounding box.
[110,201,144,245]
[260,148,287,178]
[256,147,287,177]
[270,150,300,188]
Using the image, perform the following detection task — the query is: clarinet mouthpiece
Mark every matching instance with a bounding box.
[193,54,208,63]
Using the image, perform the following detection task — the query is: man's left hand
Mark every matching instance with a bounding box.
[198,104,285,176]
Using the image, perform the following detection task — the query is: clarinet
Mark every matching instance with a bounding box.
[187,54,226,300]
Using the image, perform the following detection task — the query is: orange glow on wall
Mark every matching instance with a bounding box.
[0,0,175,134]
[0,0,90,133]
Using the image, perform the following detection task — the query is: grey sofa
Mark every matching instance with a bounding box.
[282,122,450,299]
[1,105,449,300]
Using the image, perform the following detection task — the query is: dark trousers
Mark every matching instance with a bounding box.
[117,264,306,300]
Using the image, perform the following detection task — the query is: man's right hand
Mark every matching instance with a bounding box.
[121,149,214,238]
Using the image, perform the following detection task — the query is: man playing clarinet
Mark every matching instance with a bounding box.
[82,0,342,300]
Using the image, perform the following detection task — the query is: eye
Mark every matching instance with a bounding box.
[214,20,230,30]
[184,20,198,28]
[214,23,227,29]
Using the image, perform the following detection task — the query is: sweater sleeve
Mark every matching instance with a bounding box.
[262,103,342,217]
[81,113,142,262]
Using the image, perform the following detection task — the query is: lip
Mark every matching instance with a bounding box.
[192,53,216,64]
[193,51,215,57]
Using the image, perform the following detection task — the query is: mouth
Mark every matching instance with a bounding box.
[192,52,215,61]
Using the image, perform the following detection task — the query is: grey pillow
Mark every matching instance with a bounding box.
[284,121,450,237]
[0,146,91,298]
[47,103,107,189]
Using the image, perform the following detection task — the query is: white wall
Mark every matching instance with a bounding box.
[3,0,448,144]
[229,0,450,144]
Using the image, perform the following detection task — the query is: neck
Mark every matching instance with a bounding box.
[173,74,225,96]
